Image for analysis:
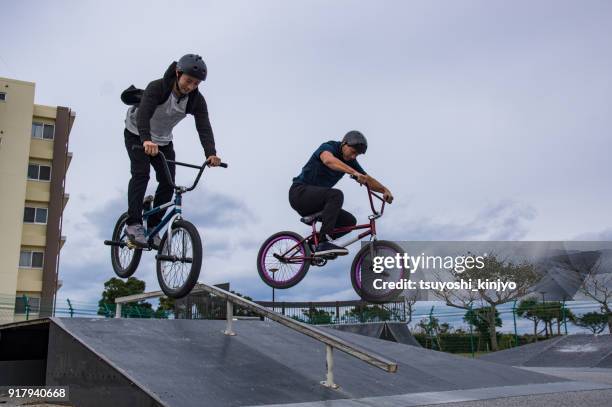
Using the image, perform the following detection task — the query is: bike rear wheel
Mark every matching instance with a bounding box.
[110,212,142,278]
[257,231,310,289]
[156,219,202,299]
[350,240,407,303]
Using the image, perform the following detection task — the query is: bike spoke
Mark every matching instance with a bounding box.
[262,237,305,283]
[160,227,194,290]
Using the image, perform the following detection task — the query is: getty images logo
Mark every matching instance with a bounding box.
[372,252,487,274]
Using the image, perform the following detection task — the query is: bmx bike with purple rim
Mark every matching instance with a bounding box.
[257,177,408,303]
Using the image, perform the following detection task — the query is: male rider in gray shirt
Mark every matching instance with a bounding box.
[123,54,221,247]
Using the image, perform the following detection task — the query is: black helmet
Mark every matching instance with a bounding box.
[177,54,207,81]
[342,130,368,154]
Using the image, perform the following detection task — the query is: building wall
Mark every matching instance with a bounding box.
[0,77,72,323]
[0,78,35,324]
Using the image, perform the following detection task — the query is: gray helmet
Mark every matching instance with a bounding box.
[342,130,367,154]
[177,54,207,81]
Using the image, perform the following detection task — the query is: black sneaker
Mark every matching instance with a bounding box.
[314,241,348,256]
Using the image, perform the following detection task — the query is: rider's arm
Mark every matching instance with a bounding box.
[365,175,394,203]
[191,93,217,158]
[320,151,362,176]
[348,160,394,203]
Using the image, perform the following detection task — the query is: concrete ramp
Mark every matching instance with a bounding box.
[325,322,421,347]
[2,318,606,407]
[481,334,612,368]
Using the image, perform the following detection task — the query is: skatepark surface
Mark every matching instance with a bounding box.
[3,318,612,406]
[480,334,612,368]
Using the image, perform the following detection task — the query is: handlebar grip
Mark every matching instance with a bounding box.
[349,174,357,180]
[220,162,228,168]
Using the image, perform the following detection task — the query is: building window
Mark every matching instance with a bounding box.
[0,92,6,102]
[27,163,52,181]
[14,296,41,314]
[24,207,48,224]
[19,250,44,268]
[31,122,54,140]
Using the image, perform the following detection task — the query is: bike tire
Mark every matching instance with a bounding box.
[110,212,142,278]
[156,219,202,299]
[350,240,407,304]
[257,231,311,289]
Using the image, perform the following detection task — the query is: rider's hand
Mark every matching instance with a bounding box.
[143,141,159,156]
[383,189,394,204]
[354,173,368,185]
[207,155,221,167]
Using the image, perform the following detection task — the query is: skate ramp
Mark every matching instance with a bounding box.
[481,334,612,368]
[325,322,421,347]
[2,318,599,407]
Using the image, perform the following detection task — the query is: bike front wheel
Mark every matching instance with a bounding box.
[257,231,311,289]
[350,240,407,304]
[156,219,202,299]
[110,212,142,278]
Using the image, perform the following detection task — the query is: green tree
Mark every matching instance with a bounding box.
[302,307,332,325]
[532,301,574,338]
[571,311,608,334]
[464,306,501,350]
[436,252,541,351]
[579,259,612,334]
[155,296,175,318]
[516,298,541,340]
[98,277,152,317]
[345,304,391,323]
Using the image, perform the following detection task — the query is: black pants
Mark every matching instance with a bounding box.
[288,183,356,240]
[124,129,176,227]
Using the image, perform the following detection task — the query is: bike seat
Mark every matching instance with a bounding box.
[300,211,323,225]
[143,195,154,204]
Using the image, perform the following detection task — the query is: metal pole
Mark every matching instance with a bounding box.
[468,304,475,358]
[321,344,339,389]
[224,301,236,336]
[115,302,122,318]
[271,268,277,312]
[512,300,519,347]
[23,295,30,321]
[67,299,74,318]
[562,299,568,335]
[429,306,436,350]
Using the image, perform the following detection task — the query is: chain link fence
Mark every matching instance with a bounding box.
[1,293,609,357]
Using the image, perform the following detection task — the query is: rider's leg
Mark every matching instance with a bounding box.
[124,129,150,226]
[289,184,347,255]
[148,142,176,229]
[319,188,343,238]
[124,129,150,246]
[329,209,357,239]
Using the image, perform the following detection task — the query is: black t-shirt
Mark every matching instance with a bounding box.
[292,141,366,188]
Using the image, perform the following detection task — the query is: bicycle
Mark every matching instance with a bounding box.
[104,145,227,299]
[257,177,407,303]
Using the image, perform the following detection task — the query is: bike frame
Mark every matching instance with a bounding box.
[279,183,387,263]
[113,146,227,247]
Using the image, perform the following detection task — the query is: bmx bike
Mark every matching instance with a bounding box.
[257,177,407,303]
[104,145,227,299]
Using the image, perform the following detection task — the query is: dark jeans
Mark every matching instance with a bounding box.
[288,183,356,240]
[124,129,176,227]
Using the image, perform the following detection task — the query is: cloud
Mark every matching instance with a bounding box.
[384,199,537,241]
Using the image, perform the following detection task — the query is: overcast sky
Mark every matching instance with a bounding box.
[2,0,612,306]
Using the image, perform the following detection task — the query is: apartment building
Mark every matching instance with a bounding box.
[0,77,74,323]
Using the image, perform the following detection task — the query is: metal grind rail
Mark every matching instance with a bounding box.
[115,282,398,388]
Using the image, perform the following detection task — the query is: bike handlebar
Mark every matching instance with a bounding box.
[349,174,387,215]
[131,145,227,191]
